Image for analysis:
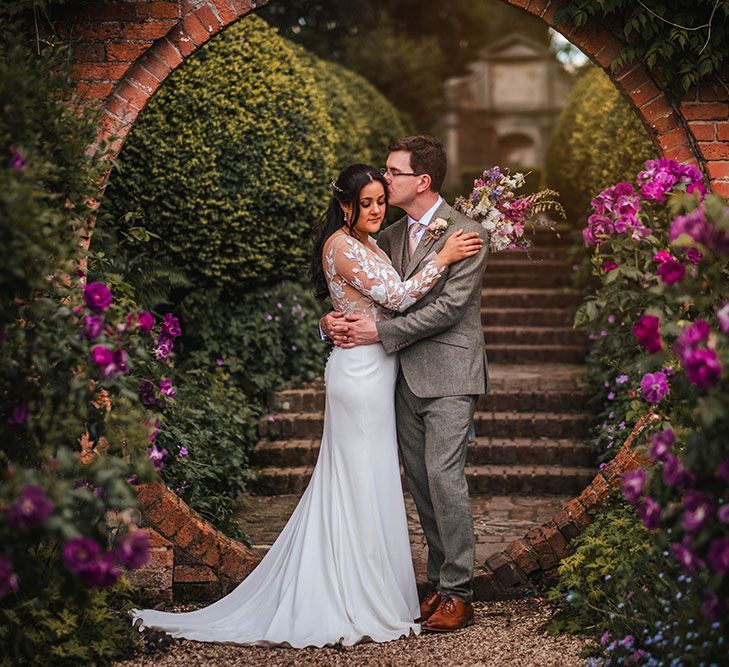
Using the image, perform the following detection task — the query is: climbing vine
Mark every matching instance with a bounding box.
[556,0,729,98]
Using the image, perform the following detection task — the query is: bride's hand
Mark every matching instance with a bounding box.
[437,229,483,266]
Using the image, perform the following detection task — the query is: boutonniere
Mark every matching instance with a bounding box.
[424,216,453,243]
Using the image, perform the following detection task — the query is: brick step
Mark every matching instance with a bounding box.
[481,307,576,327]
[482,288,583,309]
[495,247,570,260]
[485,343,586,364]
[271,387,590,414]
[484,272,572,288]
[254,437,594,468]
[259,411,591,440]
[483,326,585,346]
[485,258,571,274]
[250,464,595,496]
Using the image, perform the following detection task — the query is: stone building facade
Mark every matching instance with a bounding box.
[443,33,575,189]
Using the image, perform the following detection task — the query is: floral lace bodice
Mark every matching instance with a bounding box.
[323,233,445,322]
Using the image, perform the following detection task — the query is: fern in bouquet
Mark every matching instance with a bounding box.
[453,166,565,252]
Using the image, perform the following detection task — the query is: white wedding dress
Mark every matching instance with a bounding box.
[130,232,445,647]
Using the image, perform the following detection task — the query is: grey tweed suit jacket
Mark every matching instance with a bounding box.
[376,200,490,398]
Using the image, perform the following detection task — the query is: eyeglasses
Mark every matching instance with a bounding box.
[379,167,421,178]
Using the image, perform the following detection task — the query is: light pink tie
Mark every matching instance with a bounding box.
[407,222,425,260]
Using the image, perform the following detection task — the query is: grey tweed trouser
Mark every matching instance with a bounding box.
[395,373,477,603]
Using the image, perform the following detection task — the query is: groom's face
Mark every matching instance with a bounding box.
[383,150,421,208]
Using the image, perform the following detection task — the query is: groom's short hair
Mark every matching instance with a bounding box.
[388,135,446,193]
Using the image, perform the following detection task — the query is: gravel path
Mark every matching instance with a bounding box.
[116,598,589,667]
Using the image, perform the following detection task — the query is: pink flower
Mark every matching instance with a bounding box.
[162,313,181,338]
[717,303,729,333]
[622,469,646,504]
[707,537,729,576]
[638,497,661,530]
[82,315,104,340]
[656,258,685,285]
[147,444,167,470]
[8,484,53,530]
[602,260,618,272]
[112,530,149,570]
[632,315,662,353]
[685,248,703,264]
[684,348,722,389]
[671,537,705,573]
[683,491,713,533]
[137,311,155,333]
[0,554,19,598]
[8,145,26,171]
[653,250,672,263]
[640,371,669,404]
[650,428,674,462]
[159,378,176,397]
[91,345,114,368]
[83,282,112,312]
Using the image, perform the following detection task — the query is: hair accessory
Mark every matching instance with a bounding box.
[331,179,343,193]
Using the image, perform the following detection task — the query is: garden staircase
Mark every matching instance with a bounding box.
[253,228,595,496]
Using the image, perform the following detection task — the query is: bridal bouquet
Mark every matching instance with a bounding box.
[453,166,565,252]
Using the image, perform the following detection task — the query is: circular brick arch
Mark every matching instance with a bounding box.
[54,0,729,602]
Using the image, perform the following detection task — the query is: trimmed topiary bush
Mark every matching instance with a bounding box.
[103,15,337,294]
[544,67,658,225]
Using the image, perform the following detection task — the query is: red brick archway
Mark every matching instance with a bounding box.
[54,0,729,602]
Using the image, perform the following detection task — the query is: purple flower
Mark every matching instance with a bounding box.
[619,634,634,648]
[154,334,174,360]
[0,554,19,598]
[8,145,26,171]
[159,377,176,398]
[718,456,729,483]
[638,497,661,530]
[147,417,159,443]
[701,589,727,621]
[147,444,167,470]
[91,345,114,368]
[8,484,53,530]
[62,537,100,575]
[112,531,149,570]
[640,371,669,404]
[599,631,611,646]
[607,391,615,400]
[669,206,707,244]
[662,453,695,489]
[215,358,224,366]
[162,313,181,338]
[707,537,729,576]
[138,379,158,407]
[683,491,713,533]
[718,504,729,525]
[83,282,112,312]
[111,349,129,376]
[615,374,629,384]
[684,348,722,389]
[653,250,672,263]
[82,315,104,340]
[178,446,188,457]
[717,303,729,334]
[656,258,685,285]
[685,247,703,264]
[650,428,674,462]
[633,315,662,353]
[602,260,618,272]
[137,311,155,333]
[671,537,705,573]
[622,469,646,504]
[675,319,711,362]
[7,402,29,429]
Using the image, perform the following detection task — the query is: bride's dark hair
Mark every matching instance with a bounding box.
[310,164,388,301]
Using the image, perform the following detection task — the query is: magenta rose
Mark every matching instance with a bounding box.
[83,282,112,312]
[137,311,155,332]
[8,484,53,530]
[674,320,711,362]
[162,313,181,338]
[707,537,729,576]
[82,315,104,340]
[650,428,674,462]
[632,315,662,354]
[656,258,685,285]
[112,530,150,570]
[685,248,703,264]
[638,497,661,530]
[602,260,618,273]
[622,469,646,504]
[62,537,100,575]
[81,552,123,587]
[662,453,695,489]
[159,377,176,397]
[91,345,114,368]
[684,348,722,389]
[147,444,167,470]
[683,491,713,533]
[155,335,174,361]
[640,371,669,404]
[670,207,707,245]
[653,250,672,264]
[671,537,705,574]
[717,303,729,334]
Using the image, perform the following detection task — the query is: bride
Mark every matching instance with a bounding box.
[130,164,482,647]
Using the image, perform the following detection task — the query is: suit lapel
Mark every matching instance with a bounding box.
[386,217,408,278]
[404,201,454,279]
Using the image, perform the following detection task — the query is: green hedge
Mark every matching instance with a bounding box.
[103,15,337,294]
[103,16,407,295]
[544,67,658,225]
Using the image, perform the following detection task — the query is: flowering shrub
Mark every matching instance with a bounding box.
[566,157,729,660]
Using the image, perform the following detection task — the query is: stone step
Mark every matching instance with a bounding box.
[271,387,590,414]
[482,288,583,309]
[483,326,585,346]
[250,463,595,496]
[485,258,571,274]
[481,307,576,327]
[254,437,593,468]
[484,271,572,288]
[485,343,586,364]
[259,411,591,441]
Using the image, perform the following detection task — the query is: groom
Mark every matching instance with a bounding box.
[321,135,489,632]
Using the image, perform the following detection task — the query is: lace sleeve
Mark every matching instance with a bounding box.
[328,235,445,312]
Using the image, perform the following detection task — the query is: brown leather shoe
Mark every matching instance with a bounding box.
[416,590,443,623]
[421,596,475,632]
